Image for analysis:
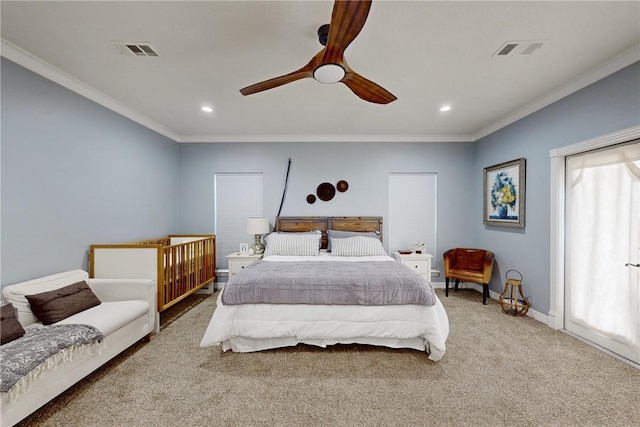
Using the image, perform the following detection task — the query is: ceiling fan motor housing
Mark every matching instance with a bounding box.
[318,24,330,46]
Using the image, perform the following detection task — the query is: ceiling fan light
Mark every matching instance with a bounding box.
[313,64,346,84]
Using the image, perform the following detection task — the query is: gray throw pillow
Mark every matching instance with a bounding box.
[25,281,101,325]
[1,303,26,345]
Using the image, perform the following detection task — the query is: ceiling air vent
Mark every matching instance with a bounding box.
[492,40,545,57]
[111,41,159,57]
[496,43,518,56]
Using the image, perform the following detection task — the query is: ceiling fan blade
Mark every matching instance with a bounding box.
[323,0,372,63]
[240,52,323,96]
[240,70,311,96]
[341,69,397,105]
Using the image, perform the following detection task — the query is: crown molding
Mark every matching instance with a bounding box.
[1,39,180,142]
[0,39,472,144]
[3,37,638,145]
[473,42,640,141]
[177,134,475,143]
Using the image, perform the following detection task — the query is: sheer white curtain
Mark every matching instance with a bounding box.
[565,142,639,359]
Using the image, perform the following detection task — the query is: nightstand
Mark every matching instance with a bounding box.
[227,252,263,278]
[394,252,433,280]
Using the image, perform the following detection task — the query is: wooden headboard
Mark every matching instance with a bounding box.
[275,216,383,249]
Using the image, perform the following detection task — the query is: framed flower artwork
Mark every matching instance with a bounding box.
[483,158,526,228]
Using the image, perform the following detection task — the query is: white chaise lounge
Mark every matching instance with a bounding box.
[1,270,157,427]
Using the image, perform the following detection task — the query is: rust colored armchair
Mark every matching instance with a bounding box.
[443,248,495,304]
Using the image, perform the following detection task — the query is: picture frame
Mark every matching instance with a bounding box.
[483,158,526,228]
[239,242,249,254]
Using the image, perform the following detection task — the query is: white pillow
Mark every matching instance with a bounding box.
[263,231,321,256]
[330,236,388,257]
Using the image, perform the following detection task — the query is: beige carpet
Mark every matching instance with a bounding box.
[17,289,640,427]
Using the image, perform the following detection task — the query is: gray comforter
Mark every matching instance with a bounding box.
[0,324,104,392]
[222,260,436,306]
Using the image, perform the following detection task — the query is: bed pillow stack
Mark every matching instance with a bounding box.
[330,236,388,257]
[263,231,322,257]
[326,230,380,252]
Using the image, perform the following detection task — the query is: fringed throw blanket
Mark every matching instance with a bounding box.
[0,324,104,396]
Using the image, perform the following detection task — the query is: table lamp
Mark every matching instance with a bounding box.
[246,217,269,255]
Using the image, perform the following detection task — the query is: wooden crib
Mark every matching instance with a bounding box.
[90,235,216,313]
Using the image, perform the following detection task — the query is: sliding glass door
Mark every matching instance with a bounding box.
[565,140,639,364]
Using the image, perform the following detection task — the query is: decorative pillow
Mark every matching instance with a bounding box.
[330,236,388,257]
[1,303,26,345]
[326,230,380,251]
[25,281,101,325]
[263,231,322,257]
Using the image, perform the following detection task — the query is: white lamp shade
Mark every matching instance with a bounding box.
[246,217,269,235]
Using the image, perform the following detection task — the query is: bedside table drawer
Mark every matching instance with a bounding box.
[394,252,433,280]
[404,261,429,274]
[227,252,263,277]
[230,259,256,275]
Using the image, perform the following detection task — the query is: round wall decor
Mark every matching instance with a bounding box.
[306,194,316,204]
[316,182,336,201]
[337,180,349,192]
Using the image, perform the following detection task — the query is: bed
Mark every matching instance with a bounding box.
[200,217,448,361]
[90,235,216,315]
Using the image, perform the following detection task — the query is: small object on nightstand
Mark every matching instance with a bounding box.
[239,242,249,254]
[398,250,412,255]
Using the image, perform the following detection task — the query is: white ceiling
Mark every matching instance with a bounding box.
[1,1,639,143]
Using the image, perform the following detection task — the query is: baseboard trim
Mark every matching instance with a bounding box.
[432,281,549,325]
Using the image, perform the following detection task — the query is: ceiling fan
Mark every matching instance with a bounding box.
[239,0,396,104]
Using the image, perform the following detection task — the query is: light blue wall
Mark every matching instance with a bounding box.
[474,61,640,315]
[1,58,179,285]
[177,140,476,271]
[3,52,637,317]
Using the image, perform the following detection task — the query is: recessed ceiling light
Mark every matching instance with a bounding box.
[439,105,452,112]
[201,106,214,113]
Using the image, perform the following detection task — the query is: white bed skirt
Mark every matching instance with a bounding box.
[200,293,449,361]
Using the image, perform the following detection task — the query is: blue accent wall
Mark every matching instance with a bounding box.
[1,58,179,284]
[474,61,640,315]
[177,140,476,272]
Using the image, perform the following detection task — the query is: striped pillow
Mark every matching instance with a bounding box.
[326,229,380,252]
[263,232,321,257]
[330,236,388,257]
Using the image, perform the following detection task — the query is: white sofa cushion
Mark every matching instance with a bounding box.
[56,300,149,336]
[2,270,88,327]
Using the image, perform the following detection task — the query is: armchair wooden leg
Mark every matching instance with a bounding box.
[483,284,488,305]
[454,279,459,291]
[445,277,449,297]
